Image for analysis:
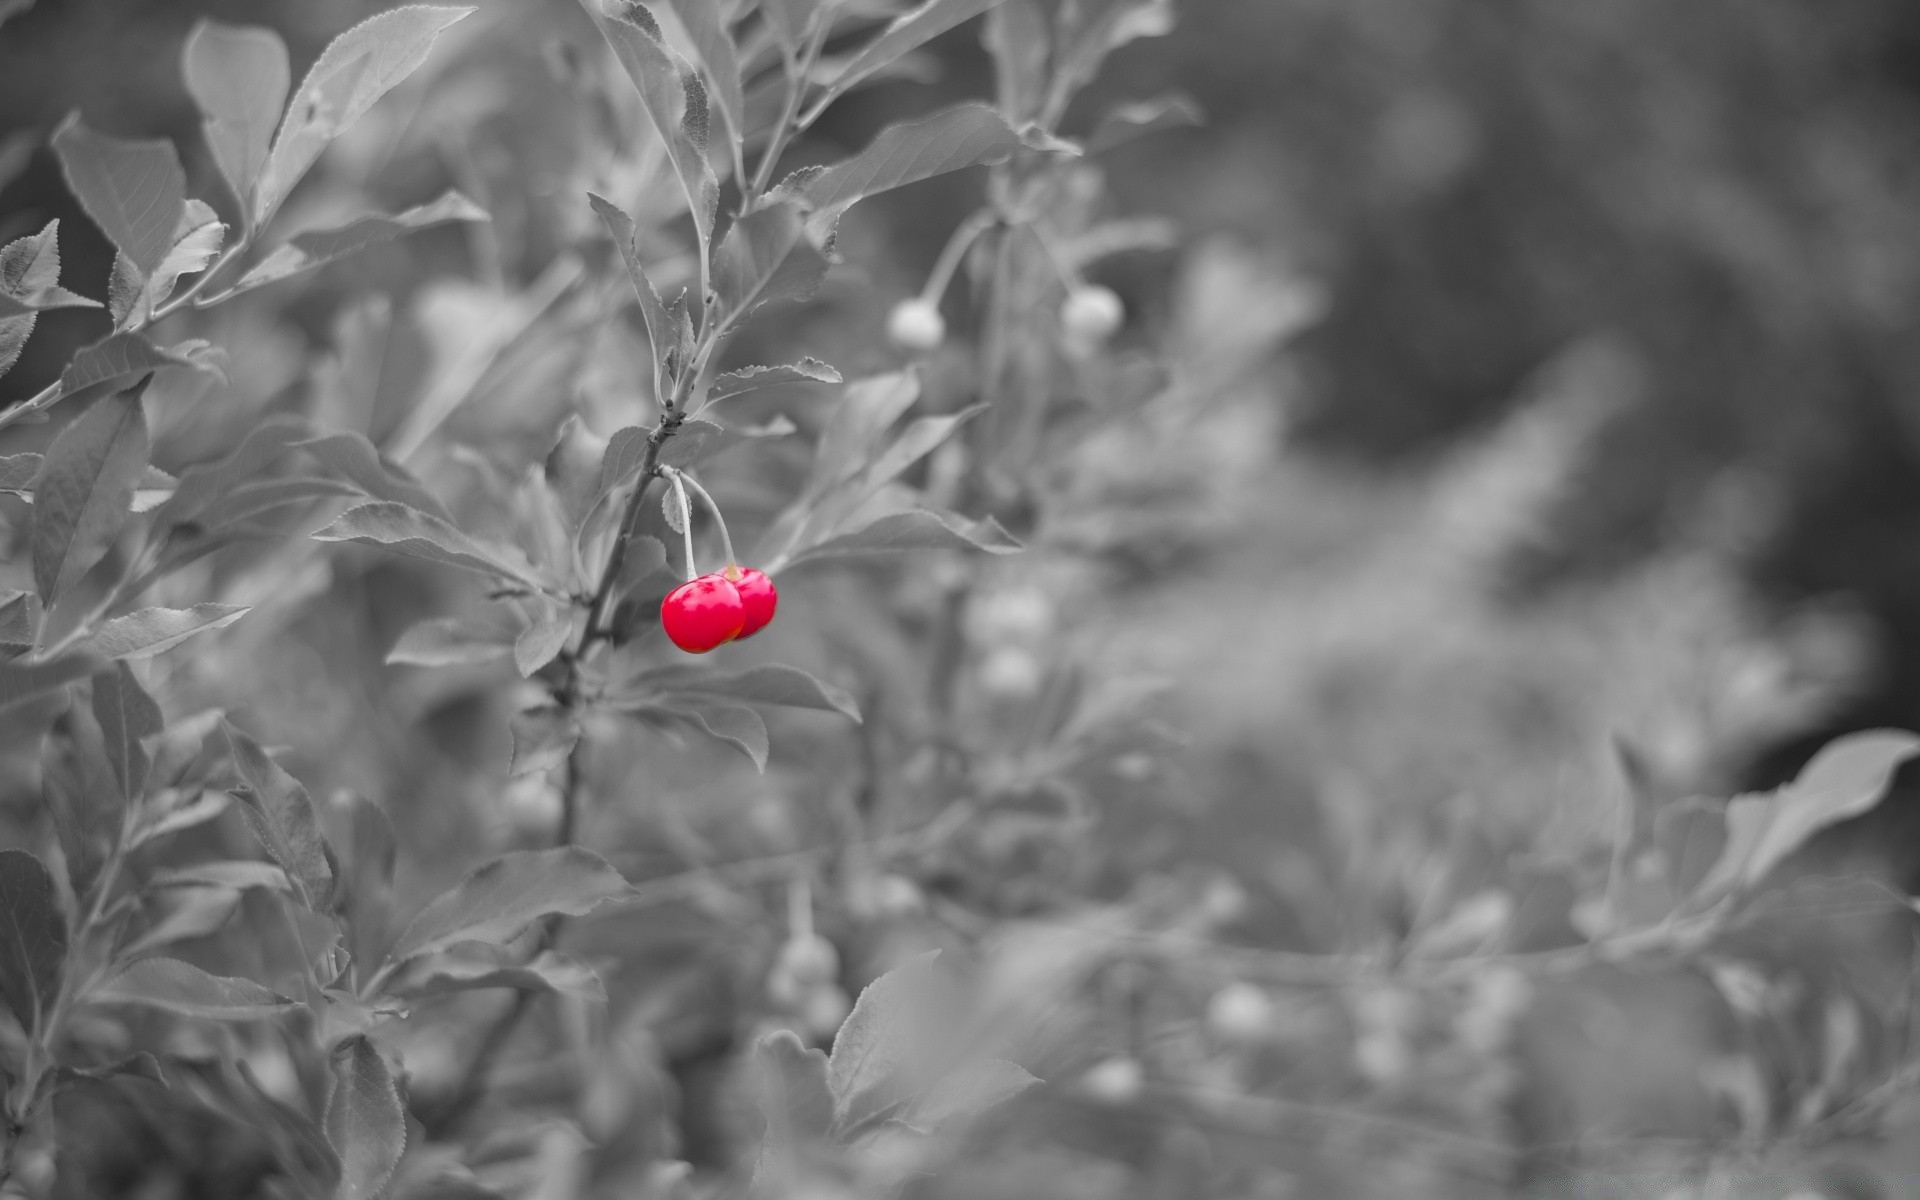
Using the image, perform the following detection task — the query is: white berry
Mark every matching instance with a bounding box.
[887,298,946,352]
[1060,285,1124,342]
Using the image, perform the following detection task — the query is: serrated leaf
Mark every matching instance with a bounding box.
[898,1058,1038,1133]
[114,209,225,329]
[0,218,98,361]
[387,846,629,963]
[312,501,546,590]
[596,425,654,500]
[82,603,250,660]
[225,719,334,909]
[636,663,860,721]
[88,957,295,1020]
[657,415,796,470]
[827,950,945,1128]
[810,0,1007,116]
[587,193,673,388]
[41,703,119,897]
[183,19,290,220]
[585,0,719,258]
[712,200,830,322]
[663,0,745,154]
[794,103,1069,216]
[1698,730,1920,896]
[92,661,160,803]
[0,590,35,650]
[232,190,487,295]
[296,431,452,522]
[0,849,68,1036]
[390,947,604,1003]
[707,359,840,405]
[325,1035,406,1200]
[52,114,186,277]
[31,384,148,603]
[789,509,1021,566]
[386,615,515,667]
[255,5,476,227]
[58,331,216,403]
[508,705,579,777]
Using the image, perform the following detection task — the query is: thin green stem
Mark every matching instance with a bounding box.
[920,210,998,306]
[668,471,699,580]
[748,19,829,202]
[671,470,735,567]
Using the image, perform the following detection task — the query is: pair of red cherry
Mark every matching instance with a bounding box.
[661,564,777,653]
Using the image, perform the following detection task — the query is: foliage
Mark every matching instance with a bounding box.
[0,2,1917,1199]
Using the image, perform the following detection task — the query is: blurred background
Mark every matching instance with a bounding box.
[11,0,1920,1196]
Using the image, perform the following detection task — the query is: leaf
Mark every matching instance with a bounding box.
[677,699,769,772]
[118,885,242,960]
[148,860,290,893]
[596,425,655,500]
[183,19,291,221]
[41,704,119,897]
[41,1053,168,1099]
[810,0,1008,116]
[1085,93,1203,154]
[296,432,453,522]
[861,404,985,494]
[88,957,295,1020]
[386,846,630,963]
[587,193,673,386]
[789,509,1021,566]
[0,219,98,318]
[753,1029,834,1182]
[155,416,314,529]
[898,1058,1039,1133]
[128,789,231,851]
[113,205,226,329]
[663,0,745,153]
[795,104,1071,216]
[707,359,840,405]
[637,663,860,721]
[386,616,515,667]
[0,590,35,650]
[390,948,605,1003]
[312,501,545,590]
[254,5,477,227]
[827,950,943,1124]
[0,457,172,510]
[92,661,161,803]
[58,331,216,402]
[509,705,579,777]
[1698,730,1920,896]
[585,0,719,256]
[225,719,335,909]
[231,190,487,295]
[325,1035,407,1200]
[514,607,571,677]
[0,651,103,714]
[82,603,250,660]
[711,200,830,322]
[51,114,186,277]
[806,371,922,493]
[0,849,68,1036]
[656,415,796,470]
[31,384,149,603]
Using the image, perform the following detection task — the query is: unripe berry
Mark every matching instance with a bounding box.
[978,645,1043,700]
[777,934,840,987]
[872,873,924,917]
[887,298,946,352]
[1060,284,1124,343]
[1078,1055,1144,1105]
[725,565,778,639]
[660,574,745,653]
[1206,981,1275,1042]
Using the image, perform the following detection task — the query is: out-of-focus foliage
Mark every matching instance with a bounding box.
[4,1,1920,1199]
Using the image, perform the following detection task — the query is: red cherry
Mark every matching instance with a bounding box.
[661,574,745,653]
[726,566,778,639]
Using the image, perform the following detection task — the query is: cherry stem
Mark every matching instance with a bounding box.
[920,209,997,306]
[673,470,737,568]
[669,471,698,581]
